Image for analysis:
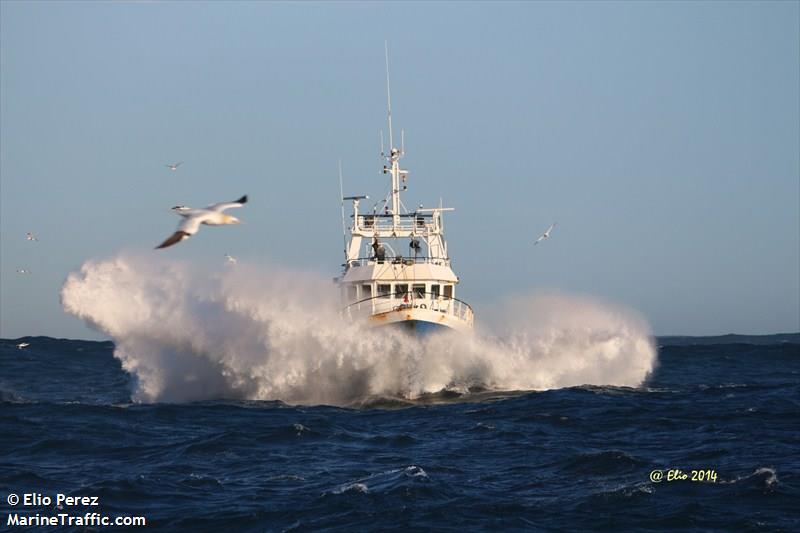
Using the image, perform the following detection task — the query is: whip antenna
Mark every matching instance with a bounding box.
[339,160,348,263]
[385,40,394,151]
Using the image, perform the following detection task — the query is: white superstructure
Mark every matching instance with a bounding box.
[337,51,473,334]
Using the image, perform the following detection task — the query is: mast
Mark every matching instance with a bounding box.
[342,43,457,268]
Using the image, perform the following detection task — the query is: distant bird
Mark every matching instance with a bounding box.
[26,232,38,241]
[225,254,238,264]
[156,195,248,249]
[16,342,30,349]
[16,269,31,275]
[165,162,183,171]
[534,223,557,245]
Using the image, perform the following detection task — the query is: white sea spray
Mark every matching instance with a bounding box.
[61,253,658,405]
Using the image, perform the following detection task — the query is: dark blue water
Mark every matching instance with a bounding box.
[1,335,798,531]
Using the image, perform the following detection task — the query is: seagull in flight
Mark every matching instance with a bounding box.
[534,223,557,245]
[16,342,30,349]
[26,232,38,241]
[225,254,238,264]
[16,268,32,275]
[156,195,248,249]
[165,162,183,171]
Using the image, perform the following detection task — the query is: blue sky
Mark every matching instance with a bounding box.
[1,1,798,338]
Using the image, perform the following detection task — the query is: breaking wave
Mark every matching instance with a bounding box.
[61,254,657,405]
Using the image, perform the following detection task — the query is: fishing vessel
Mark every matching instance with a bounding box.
[337,57,474,334]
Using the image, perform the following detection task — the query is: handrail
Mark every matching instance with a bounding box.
[353,213,433,219]
[354,214,437,232]
[342,291,474,324]
[345,256,451,267]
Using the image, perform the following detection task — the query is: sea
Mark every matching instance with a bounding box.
[1,333,798,532]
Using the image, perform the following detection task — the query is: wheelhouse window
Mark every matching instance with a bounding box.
[377,284,391,298]
[431,284,440,299]
[346,285,357,302]
[395,284,409,299]
[361,284,372,300]
[412,284,426,299]
[443,285,453,299]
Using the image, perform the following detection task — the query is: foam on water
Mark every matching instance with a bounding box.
[61,254,657,405]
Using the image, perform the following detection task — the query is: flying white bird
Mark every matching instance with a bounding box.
[16,269,32,275]
[16,342,30,349]
[156,195,248,249]
[534,223,557,245]
[26,232,38,241]
[165,162,183,171]
[225,254,238,264]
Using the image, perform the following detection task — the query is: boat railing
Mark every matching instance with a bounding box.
[354,213,436,233]
[345,256,451,268]
[343,292,474,326]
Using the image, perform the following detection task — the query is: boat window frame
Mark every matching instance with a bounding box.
[377,284,391,299]
[412,284,426,299]
[395,283,409,299]
[346,285,358,302]
[361,284,372,300]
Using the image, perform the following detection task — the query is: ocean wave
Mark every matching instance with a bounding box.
[324,465,430,497]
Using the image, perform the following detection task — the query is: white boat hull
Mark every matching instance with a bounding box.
[368,306,473,334]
